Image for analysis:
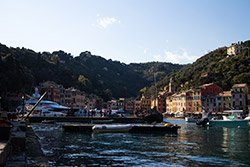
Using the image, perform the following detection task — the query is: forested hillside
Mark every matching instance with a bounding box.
[144,40,250,95]
[0,43,183,100]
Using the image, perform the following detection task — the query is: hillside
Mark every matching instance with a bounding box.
[146,40,250,94]
[0,43,183,100]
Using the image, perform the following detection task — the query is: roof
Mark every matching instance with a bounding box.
[200,83,215,88]
[232,83,248,88]
[219,91,231,97]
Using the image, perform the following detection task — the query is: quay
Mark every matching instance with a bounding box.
[0,120,48,167]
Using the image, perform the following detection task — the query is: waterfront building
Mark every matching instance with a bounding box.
[151,91,169,114]
[200,83,223,113]
[216,91,232,112]
[166,93,177,114]
[231,83,248,111]
[117,98,125,110]
[64,87,86,109]
[185,90,193,114]
[124,99,135,112]
[140,95,151,111]
[86,97,97,111]
[191,88,202,113]
[107,100,118,111]
[167,90,193,116]
[134,100,141,112]
[39,81,64,104]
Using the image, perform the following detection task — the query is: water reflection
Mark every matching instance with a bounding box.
[32,121,250,166]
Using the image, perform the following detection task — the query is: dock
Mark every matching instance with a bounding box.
[0,121,48,166]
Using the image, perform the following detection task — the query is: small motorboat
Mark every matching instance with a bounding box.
[209,110,250,128]
[92,124,132,133]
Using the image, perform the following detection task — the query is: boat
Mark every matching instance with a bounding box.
[31,107,67,117]
[16,88,69,117]
[209,110,250,128]
[130,123,180,134]
[92,124,133,133]
[185,117,200,123]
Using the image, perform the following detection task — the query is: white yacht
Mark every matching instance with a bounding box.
[17,88,69,117]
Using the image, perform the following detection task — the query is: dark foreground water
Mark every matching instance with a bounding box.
[32,119,250,167]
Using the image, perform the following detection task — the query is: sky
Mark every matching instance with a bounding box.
[0,0,249,64]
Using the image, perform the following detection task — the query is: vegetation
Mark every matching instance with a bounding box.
[1,39,249,102]
[144,40,250,95]
[0,43,182,101]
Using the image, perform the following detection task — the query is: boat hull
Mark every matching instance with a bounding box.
[209,120,250,128]
[92,124,132,133]
[185,117,199,123]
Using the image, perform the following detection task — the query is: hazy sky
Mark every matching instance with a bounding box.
[0,0,249,64]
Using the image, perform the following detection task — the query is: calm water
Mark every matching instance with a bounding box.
[32,119,250,167]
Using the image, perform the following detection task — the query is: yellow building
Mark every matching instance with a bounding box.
[192,88,202,113]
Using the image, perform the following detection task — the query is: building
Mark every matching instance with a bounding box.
[86,98,97,111]
[124,99,135,112]
[166,93,177,114]
[227,43,243,56]
[134,100,141,112]
[107,100,118,111]
[185,90,193,114]
[39,81,64,104]
[231,84,248,111]
[216,91,232,112]
[200,83,223,113]
[117,98,125,110]
[140,95,151,111]
[64,87,86,109]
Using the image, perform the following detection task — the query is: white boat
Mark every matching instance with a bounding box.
[185,117,200,123]
[31,107,67,117]
[17,88,69,117]
[209,110,250,128]
[92,124,132,133]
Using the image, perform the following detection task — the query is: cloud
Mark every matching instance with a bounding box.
[95,16,121,29]
[164,49,198,64]
[153,54,161,61]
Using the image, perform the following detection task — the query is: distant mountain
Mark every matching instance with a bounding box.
[0,43,183,100]
[145,40,250,95]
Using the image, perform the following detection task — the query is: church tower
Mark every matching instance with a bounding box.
[169,77,175,93]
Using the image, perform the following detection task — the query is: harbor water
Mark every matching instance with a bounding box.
[32,119,250,166]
